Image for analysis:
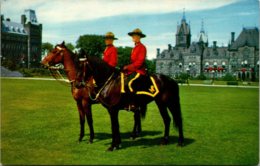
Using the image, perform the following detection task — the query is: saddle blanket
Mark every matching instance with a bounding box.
[120,72,159,97]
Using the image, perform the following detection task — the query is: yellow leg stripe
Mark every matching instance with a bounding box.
[120,72,125,93]
[128,73,140,92]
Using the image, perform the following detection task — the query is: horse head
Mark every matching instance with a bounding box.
[41,41,78,82]
[41,41,67,69]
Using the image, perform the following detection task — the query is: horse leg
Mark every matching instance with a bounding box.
[83,100,94,144]
[168,102,184,146]
[107,109,121,151]
[77,101,85,142]
[131,109,142,139]
[156,101,171,145]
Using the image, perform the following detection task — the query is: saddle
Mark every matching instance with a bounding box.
[120,72,159,97]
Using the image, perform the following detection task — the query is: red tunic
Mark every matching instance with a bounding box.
[103,45,118,68]
[125,42,146,75]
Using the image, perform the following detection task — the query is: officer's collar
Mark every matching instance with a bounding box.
[106,44,113,47]
[135,42,141,46]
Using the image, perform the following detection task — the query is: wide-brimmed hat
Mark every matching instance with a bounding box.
[128,28,146,38]
[104,32,118,40]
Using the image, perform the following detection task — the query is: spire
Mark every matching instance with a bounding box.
[198,19,208,44]
[182,8,186,22]
[200,19,205,33]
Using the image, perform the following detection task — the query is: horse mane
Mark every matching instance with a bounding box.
[78,49,115,85]
[56,43,81,71]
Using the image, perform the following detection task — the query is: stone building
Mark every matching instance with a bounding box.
[156,12,259,80]
[1,9,42,69]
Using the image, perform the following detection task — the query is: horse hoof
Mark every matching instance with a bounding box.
[88,139,93,144]
[160,138,169,145]
[130,134,137,140]
[107,146,115,152]
[177,142,184,147]
[130,132,140,140]
[106,144,121,152]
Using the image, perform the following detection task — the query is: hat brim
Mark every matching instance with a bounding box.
[128,32,146,38]
[104,36,118,40]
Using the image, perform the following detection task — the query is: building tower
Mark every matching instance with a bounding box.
[22,9,42,68]
[175,9,191,48]
[198,19,208,47]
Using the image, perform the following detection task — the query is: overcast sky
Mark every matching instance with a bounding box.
[1,0,259,59]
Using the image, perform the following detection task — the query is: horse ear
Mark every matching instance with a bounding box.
[61,41,65,46]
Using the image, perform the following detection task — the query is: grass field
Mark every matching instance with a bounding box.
[1,78,259,165]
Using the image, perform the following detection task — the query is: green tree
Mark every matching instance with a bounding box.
[65,42,75,51]
[117,46,132,68]
[76,35,105,58]
[145,59,156,74]
[41,42,53,52]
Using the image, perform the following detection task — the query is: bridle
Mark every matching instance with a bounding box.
[46,46,74,86]
[79,57,115,102]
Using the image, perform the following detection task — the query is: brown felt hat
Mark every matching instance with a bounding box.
[104,32,118,40]
[128,28,146,38]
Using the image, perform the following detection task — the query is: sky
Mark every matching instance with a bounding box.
[1,0,259,59]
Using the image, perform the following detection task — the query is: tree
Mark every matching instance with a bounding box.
[145,59,156,74]
[65,42,75,51]
[76,35,105,58]
[41,42,53,52]
[117,46,132,68]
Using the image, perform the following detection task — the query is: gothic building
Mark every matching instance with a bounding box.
[1,9,42,69]
[156,12,259,80]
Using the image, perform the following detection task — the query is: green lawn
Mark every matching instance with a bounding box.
[188,79,259,86]
[1,78,259,165]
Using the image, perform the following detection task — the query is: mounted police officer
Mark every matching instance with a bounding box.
[123,28,148,110]
[123,28,146,75]
[103,32,118,68]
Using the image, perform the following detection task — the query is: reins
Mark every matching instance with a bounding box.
[48,65,73,87]
[47,46,75,87]
[88,72,115,101]
[79,57,115,101]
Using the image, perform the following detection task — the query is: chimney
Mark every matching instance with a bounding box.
[6,18,11,22]
[231,32,235,44]
[21,15,26,24]
[213,41,217,49]
[168,44,172,51]
[157,48,160,57]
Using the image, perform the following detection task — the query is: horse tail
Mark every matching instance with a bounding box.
[157,75,182,131]
[169,79,183,128]
[140,105,147,119]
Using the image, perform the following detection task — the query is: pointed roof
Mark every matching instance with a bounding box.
[176,9,190,35]
[177,22,190,34]
[181,8,186,22]
[200,19,205,33]
[198,19,208,43]
[230,27,259,50]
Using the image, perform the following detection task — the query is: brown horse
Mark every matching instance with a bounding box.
[77,51,184,151]
[41,42,144,144]
[41,42,95,143]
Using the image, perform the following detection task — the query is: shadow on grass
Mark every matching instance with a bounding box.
[121,136,195,149]
[91,130,195,149]
[93,130,162,142]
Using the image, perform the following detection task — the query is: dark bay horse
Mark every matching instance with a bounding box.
[77,53,184,151]
[41,42,144,144]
